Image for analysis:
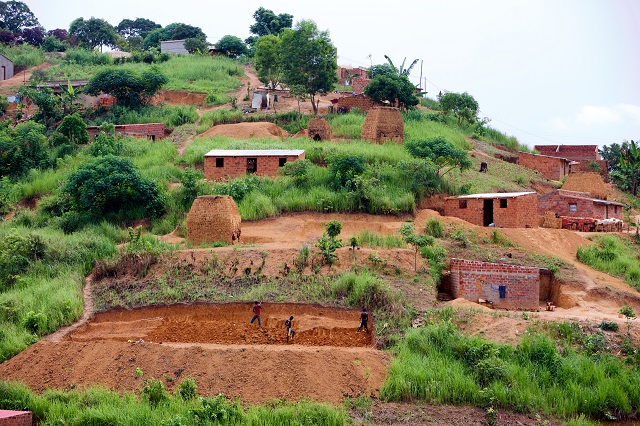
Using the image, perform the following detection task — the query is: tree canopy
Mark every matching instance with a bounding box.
[253,35,282,89]
[280,20,337,114]
[142,22,206,50]
[215,35,247,57]
[0,121,49,178]
[116,18,160,40]
[608,140,640,196]
[364,73,420,109]
[405,136,472,176]
[367,63,396,79]
[69,17,117,51]
[438,91,479,125]
[246,7,293,45]
[0,1,38,33]
[56,114,89,145]
[84,67,168,108]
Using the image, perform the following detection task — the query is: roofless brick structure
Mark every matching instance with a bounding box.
[186,195,241,245]
[444,192,538,228]
[533,145,601,162]
[204,149,305,181]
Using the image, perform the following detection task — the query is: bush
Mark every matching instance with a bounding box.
[177,377,197,400]
[425,218,444,238]
[328,154,366,191]
[597,321,619,332]
[141,378,168,407]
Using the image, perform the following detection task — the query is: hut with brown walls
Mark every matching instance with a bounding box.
[444,192,538,228]
[361,107,404,144]
[186,196,241,245]
[308,117,332,141]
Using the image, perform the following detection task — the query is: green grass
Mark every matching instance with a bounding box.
[0,44,45,68]
[404,116,471,151]
[577,235,640,290]
[327,112,365,139]
[355,230,406,249]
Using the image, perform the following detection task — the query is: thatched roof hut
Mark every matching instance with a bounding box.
[186,195,241,244]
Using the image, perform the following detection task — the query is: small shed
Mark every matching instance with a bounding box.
[186,195,241,245]
[444,192,538,228]
[204,149,305,181]
[538,189,624,220]
[308,117,332,141]
[160,40,189,55]
[0,53,14,80]
[361,107,404,143]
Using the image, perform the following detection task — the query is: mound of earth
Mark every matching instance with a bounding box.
[153,90,207,106]
[0,303,387,404]
[197,122,288,139]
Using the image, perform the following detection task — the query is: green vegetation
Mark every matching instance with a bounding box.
[577,235,640,289]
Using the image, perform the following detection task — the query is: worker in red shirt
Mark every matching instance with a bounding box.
[250,301,262,326]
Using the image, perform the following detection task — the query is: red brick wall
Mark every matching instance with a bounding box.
[336,94,376,112]
[86,123,165,141]
[537,190,623,220]
[534,145,600,161]
[450,258,540,310]
[0,410,32,426]
[351,78,371,94]
[517,152,569,181]
[573,160,609,178]
[444,194,538,228]
[204,153,305,181]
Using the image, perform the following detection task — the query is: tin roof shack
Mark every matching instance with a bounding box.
[538,190,624,220]
[204,149,305,181]
[444,192,538,228]
[517,152,575,181]
[161,40,189,55]
[450,259,541,310]
[0,54,14,80]
[534,145,601,162]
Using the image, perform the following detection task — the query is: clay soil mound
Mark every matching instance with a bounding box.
[153,90,207,106]
[197,122,288,139]
[0,303,388,404]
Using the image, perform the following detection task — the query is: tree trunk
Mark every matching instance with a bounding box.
[311,94,317,115]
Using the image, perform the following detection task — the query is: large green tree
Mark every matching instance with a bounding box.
[215,35,247,57]
[253,35,282,90]
[246,7,293,46]
[364,73,419,109]
[405,136,472,177]
[0,0,38,33]
[0,121,49,178]
[142,22,206,50]
[609,139,640,196]
[280,20,337,115]
[116,18,160,39]
[69,17,117,51]
[56,114,89,145]
[438,91,479,125]
[84,67,167,108]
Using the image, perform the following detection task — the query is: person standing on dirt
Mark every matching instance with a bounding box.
[250,301,262,326]
[358,307,369,332]
[285,315,295,343]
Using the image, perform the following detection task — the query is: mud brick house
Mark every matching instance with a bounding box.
[444,192,538,228]
[450,258,541,310]
[0,410,32,426]
[86,123,166,141]
[534,145,601,162]
[517,152,575,181]
[204,149,305,181]
[538,189,624,220]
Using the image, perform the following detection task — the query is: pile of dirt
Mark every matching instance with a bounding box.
[152,90,207,106]
[197,122,288,139]
[186,195,241,245]
[361,107,404,144]
[562,172,608,199]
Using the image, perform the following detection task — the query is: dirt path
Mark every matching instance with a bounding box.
[0,62,52,96]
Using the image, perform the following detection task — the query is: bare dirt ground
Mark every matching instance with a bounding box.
[196,121,288,140]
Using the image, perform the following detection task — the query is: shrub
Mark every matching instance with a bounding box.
[597,321,619,332]
[278,159,311,187]
[84,67,168,108]
[328,154,366,191]
[177,377,197,400]
[425,218,444,238]
[141,378,168,407]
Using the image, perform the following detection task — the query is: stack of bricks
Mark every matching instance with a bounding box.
[0,410,32,426]
[335,94,376,113]
[540,211,562,229]
[560,216,596,232]
[450,258,541,310]
[186,195,241,244]
[351,77,371,94]
[361,107,404,144]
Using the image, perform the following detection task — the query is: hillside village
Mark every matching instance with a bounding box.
[0,3,639,426]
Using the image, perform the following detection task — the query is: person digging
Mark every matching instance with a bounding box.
[285,315,295,343]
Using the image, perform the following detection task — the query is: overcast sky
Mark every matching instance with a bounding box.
[26,0,640,149]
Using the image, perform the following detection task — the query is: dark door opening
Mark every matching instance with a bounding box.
[246,158,257,174]
[483,199,494,226]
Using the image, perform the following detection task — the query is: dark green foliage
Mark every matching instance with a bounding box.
[316,220,343,265]
[325,219,342,238]
[0,229,45,289]
[438,91,479,125]
[425,218,444,238]
[61,155,165,223]
[610,140,640,196]
[177,377,197,400]
[597,320,619,332]
[84,67,168,108]
[331,271,392,310]
[367,63,396,78]
[246,7,293,45]
[184,38,207,54]
[405,136,472,176]
[17,86,62,127]
[0,121,50,178]
[88,132,123,156]
[328,153,366,191]
[142,378,168,407]
[215,35,247,57]
[68,17,117,50]
[278,158,311,187]
[254,35,282,89]
[364,73,419,109]
[0,0,38,33]
[178,168,203,210]
[396,159,439,200]
[116,18,160,40]
[192,394,244,423]
[142,22,206,50]
[56,114,88,145]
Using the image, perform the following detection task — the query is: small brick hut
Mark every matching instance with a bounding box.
[517,152,574,181]
[534,145,601,162]
[538,190,624,220]
[444,192,538,228]
[0,54,14,80]
[186,195,241,245]
[308,117,332,141]
[204,149,305,181]
[361,107,404,144]
[86,123,166,141]
[450,258,541,310]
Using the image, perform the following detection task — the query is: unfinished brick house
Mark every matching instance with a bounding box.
[204,149,305,181]
[337,66,368,85]
[534,145,601,162]
[538,190,624,220]
[86,123,166,141]
[444,192,538,228]
[0,410,32,426]
[450,258,541,310]
[517,152,574,181]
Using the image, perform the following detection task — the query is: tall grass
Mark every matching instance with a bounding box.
[404,117,471,151]
[327,112,365,139]
[577,235,640,290]
[355,230,406,249]
[482,126,531,152]
[0,44,45,68]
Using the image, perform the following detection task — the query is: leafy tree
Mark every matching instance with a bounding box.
[611,140,640,196]
[142,22,205,50]
[171,23,206,41]
[0,121,49,178]
[69,17,117,51]
[20,26,43,45]
[0,29,14,44]
[56,114,88,145]
[116,18,160,40]
[384,55,419,77]
[438,91,479,125]
[0,1,38,33]
[280,20,337,114]
[367,63,396,78]
[316,220,343,265]
[254,35,282,90]
[364,73,420,109]
[47,28,68,41]
[215,35,247,57]
[42,35,66,52]
[83,67,167,108]
[17,86,62,127]
[397,158,440,200]
[405,136,472,176]
[246,7,293,45]
[328,153,366,191]
[599,141,629,168]
[399,224,434,272]
[184,37,207,54]
[62,155,165,222]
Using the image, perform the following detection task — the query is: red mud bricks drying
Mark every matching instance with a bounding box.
[307,117,332,141]
[204,149,305,181]
[561,172,609,200]
[361,107,404,143]
[450,258,541,310]
[444,192,538,228]
[86,123,166,141]
[517,152,573,181]
[534,144,601,162]
[0,410,32,426]
[186,195,241,245]
[538,190,624,221]
[335,94,376,113]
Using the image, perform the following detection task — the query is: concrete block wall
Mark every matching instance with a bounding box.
[450,258,540,310]
[538,190,622,220]
[0,410,32,426]
[444,194,538,228]
[204,153,305,181]
[517,152,569,181]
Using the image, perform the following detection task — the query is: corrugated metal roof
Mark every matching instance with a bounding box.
[205,149,304,157]
[454,192,536,199]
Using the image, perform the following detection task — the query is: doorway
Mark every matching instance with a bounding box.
[483,199,494,226]
[246,158,257,174]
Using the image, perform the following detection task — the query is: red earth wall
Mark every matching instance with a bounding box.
[517,152,569,181]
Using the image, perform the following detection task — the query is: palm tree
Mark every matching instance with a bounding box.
[384,55,419,77]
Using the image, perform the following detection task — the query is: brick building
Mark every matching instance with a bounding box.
[86,123,166,141]
[337,66,368,85]
[537,189,624,220]
[450,258,541,310]
[444,192,538,228]
[0,410,32,426]
[534,145,601,162]
[517,152,574,181]
[335,94,376,112]
[351,77,371,94]
[204,149,305,181]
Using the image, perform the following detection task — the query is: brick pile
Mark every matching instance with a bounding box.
[0,410,32,426]
[561,172,608,200]
[361,107,404,144]
[351,77,371,94]
[540,211,562,229]
[335,94,376,113]
[307,117,332,141]
[186,195,241,245]
[560,217,623,232]
[450,258,541,310]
